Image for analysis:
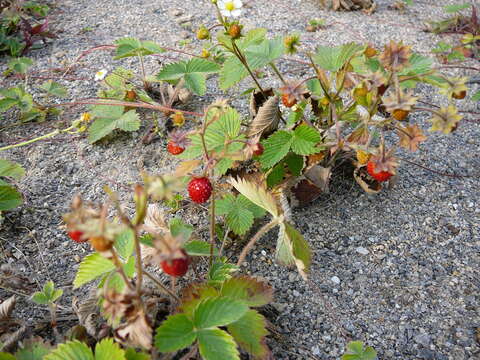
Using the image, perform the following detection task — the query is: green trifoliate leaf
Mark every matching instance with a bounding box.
[208,261,238,286]
[216,194,264,236]
[341,341,377,360]
[88,108,140,143]
[114,37,164,59]
[38,80,68,98]
[43,340,94,360]
[259,130,293,168]
[0,185,23,211]
[291,124,321,155]
[314,42,364,72]
[73,253,115,288]
[193,297,248,329]
[156,58,219,95]
[227,310,270,359]
[197,329,240,360]
[94,338,125,360]
[154,314,196,352]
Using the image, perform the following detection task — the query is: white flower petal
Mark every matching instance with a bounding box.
[218,1,226,9]
[220,9,231,16]
[231,9,242,17]
[233,0,243,8]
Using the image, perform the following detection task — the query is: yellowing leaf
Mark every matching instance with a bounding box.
[229,177,279,218]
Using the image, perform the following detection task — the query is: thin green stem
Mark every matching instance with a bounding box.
[0,127,68,152]
[208,175,216,269]
[236,219,279,267]
[269,62,287,85]
[232,41,267,97]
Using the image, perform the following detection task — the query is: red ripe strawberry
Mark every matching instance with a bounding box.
[161,249,190,277]
[281,93,297,108]
[68,230,87,243]
[188,177,212,204]
[253,143,264,156]
[167,140,184,155]
[367,161,393,182]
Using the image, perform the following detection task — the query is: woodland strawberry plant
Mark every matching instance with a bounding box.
[0,0,474,358]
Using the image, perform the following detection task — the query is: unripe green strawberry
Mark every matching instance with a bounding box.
[196,26,210,40]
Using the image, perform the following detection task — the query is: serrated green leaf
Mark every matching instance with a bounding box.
[0,86,33,113]
[0,185,22,211]
[208,261,238,285]
[114,37,164,59]
[31,292,49,305]
[39,80,68,98]
[88,109,140,143]
[276,222,311,278]
[194,297,248,329]
[259,131,293,168]
[197,329,240,360]
[157,58,219,95]
[0,159,25,180]
[266,162,285,188]
[73,253,115,288]
[399,54,433,77]
[342,341,377,360]
[285,153,304,176]
[229,177,279,218]
[95,338,125,360]
[114,229,135,259]
[221,276,273,307]
[227,310,269,358]
[7,57,33,75]
[44,340,94,360]
[314,43,364,72]
[216,194,255,236]
[184,240,218,256]
[154,314,196,352]
[291,124,321,155]
[124,348,150,360]
[219,37,284,90]
[179,284,220,316]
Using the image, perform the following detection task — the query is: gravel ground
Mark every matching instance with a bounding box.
[1,0,479,359]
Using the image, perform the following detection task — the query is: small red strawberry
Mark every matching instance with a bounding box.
[253,143,264,156]
[188,177,212,203]
[161,249,190,277]
[281,93,297,108]
[367,161,393,182]
[167,140,185,155]
[68,230,87,243]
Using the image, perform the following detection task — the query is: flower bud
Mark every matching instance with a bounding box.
[196,26,210,40]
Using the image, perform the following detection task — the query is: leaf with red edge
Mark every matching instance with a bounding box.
[221,276,273,307]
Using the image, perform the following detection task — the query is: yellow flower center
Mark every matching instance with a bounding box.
[225,1,235,11]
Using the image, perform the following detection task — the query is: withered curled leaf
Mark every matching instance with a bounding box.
[0,295,16,320]
[248,90,280,138]
[354,166,382,194]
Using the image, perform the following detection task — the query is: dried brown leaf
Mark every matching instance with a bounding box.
[248,93,280,138]
[0,295,16,320]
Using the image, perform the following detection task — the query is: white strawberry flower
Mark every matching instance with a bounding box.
[218,0,243,17]
[94,69,108,81]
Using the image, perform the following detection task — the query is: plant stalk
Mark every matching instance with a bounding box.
[236,219,279,267]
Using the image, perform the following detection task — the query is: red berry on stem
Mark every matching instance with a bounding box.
[188,177,212,203]
[161,250,190,277]
[366,161,393,182]
[253,143,264,156]
[68,230,87,243]
[167,140,185,155]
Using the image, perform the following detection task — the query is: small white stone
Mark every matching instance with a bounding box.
[331,276,340,285]
[312,346,321,355]
[261,250,267,256]
[355,246,369,255]
[293,290,300,297]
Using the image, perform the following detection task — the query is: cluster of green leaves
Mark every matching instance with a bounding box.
[1,57,67,122]
[155,275,272,360]
[341,341,377,360]
[0,337,149,360]
[178,106,245,175]
[73,219,214,290]
[0,1,51,56]
[31,280,63,306]
[0,159,25,213]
